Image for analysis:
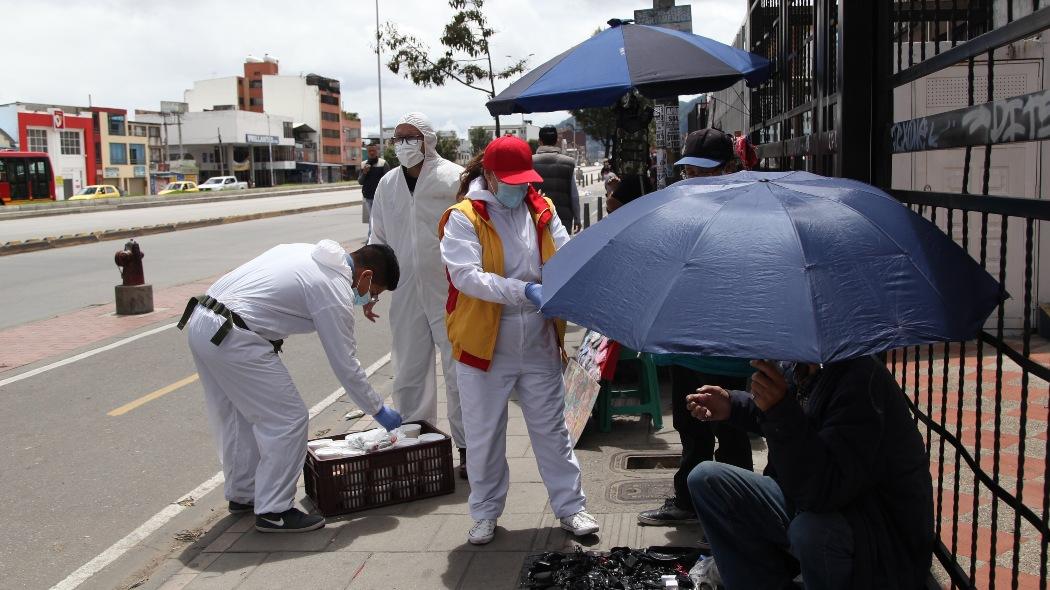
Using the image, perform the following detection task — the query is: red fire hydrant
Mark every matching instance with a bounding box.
[114,239,146,286]
[113,238,153,314]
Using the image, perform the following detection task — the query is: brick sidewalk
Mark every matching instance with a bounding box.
[0,279,213,374]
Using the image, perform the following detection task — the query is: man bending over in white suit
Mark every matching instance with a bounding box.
[179,240,403,533]
[368,112,469,477]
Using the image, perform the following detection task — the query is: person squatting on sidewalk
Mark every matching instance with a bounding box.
[686,357,934,589]
[439,135,599,545]
[367,112,469,477]
[179,240,403,533]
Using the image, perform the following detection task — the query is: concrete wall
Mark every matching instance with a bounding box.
[262,76,320,132]
[185,77,240,111]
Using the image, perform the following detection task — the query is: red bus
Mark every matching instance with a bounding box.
[0,151,55,203]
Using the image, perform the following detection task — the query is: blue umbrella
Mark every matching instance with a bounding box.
[540,171,1004,363]
[486,20,771,115]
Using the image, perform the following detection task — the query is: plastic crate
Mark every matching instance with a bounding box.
[303,420,455,517]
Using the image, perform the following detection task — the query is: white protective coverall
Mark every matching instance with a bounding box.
[186,240,384,515]
[368,112,466,448]
[440,179,587,520]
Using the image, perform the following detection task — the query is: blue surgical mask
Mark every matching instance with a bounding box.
[494,182,528,208]
[346,255,374,306]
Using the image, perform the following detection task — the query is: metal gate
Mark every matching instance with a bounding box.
[740,1,1050,587]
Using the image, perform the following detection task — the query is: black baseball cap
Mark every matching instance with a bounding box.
[675,128,734,168]
[539,125,558,144]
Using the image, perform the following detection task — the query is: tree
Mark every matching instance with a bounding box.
[436,132,461,161]
[527,139,539,154]
[383,145,400,167]
[381,0,528,133]
[571,108,617,159]
[469,126,492,155]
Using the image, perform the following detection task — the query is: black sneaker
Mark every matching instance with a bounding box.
[228,500,254,514]
[254,508,325,533]
[637,497,699,526]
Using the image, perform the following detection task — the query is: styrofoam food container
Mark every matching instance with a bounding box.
[418,433,445,443]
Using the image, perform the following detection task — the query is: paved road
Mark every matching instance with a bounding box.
[0,207,392,589]
[0,189,360,244]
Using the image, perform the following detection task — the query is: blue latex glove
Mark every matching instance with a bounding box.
[373,405,402,431]
[525,282,543,308]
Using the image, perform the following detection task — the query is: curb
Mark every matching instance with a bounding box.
[0,201,358,257]
[0,184,360,221]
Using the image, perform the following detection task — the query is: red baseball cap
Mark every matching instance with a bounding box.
[483,135,543,184]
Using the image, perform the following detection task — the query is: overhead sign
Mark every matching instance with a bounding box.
[160,101,188,114]
[246,134,279,144]
[634,4,692,33]
[52,109,65,129]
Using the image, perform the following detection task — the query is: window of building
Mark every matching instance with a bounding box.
[130,125,146,137]
[148,126,160,138]
[283,122,294,138]
[320,95,339,106]
[110,143,127,165]
[60,131,81,155]
[323,146,341,155]
[249,80,262,89]
[27,129,48,153]
[321,112,340,122]
[249,98,262,107]
[129,143,146,165]
[322,129,341,139]
[348,128,360,139]
[108,114,126,136]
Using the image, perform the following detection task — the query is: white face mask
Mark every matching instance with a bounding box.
[394,139,424,167]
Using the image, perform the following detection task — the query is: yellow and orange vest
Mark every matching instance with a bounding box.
[438,188,566,371]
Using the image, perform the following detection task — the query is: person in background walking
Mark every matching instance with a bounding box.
[358,142,388,218]
[532,125,581,233]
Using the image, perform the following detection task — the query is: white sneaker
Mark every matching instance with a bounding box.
[468,518,497,545]
[560,510,599,536]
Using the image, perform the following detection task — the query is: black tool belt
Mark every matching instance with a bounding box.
[177,295,284,354]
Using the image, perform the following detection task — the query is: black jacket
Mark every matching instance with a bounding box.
[358,158,388,201]
[729,356,934,589]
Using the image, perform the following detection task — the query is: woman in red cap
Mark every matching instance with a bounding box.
[439,135,598,545]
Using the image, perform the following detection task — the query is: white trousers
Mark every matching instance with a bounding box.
[457,312,586,520]
[389,279,465,448]
[187,309,308,515]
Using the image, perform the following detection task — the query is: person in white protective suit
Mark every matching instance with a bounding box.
[178,240,403,533]
[367,112,469,477]
[438,135,600,545]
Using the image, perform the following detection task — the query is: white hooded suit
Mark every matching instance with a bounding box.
[186,240,384,515]
[368,113,465,447]
[440,179,587,520]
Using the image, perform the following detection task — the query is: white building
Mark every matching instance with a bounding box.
[184,77,242,112]
[470,122,540,142]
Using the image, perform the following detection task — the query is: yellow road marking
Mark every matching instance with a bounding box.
[107,373,199,417]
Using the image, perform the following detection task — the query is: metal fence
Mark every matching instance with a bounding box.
[743,0,1050,587]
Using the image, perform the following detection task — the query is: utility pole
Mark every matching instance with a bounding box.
[217,128,225,176]
[375,0,385,146]
[267,115,275,187]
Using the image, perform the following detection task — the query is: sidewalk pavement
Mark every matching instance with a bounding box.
[127,325,767,590]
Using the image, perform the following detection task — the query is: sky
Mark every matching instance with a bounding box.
[1,0,746,138]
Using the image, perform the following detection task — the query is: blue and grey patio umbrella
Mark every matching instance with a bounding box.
[486,19,772,115]
[539,171,1004,364]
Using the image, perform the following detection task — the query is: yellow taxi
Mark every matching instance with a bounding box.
[69,185,122,200]
[158,181,199,195]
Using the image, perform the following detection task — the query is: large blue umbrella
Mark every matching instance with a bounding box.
[486,20,771,115]
[540,171,1004,363]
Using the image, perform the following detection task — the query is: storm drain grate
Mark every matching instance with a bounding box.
[623,454,680,470]
[606,479,675,503]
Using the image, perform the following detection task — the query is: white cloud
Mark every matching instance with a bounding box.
[1,0,746,136]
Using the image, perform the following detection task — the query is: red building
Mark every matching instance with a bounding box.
[0,102,98,198]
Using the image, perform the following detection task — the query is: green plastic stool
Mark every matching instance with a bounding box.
[595,346,663,432]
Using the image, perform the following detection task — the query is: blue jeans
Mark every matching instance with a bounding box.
[688,462,854,590]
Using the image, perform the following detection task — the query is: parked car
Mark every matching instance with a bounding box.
[69,185,121,200]
[157,181,199,195]
[197,176,248,191]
